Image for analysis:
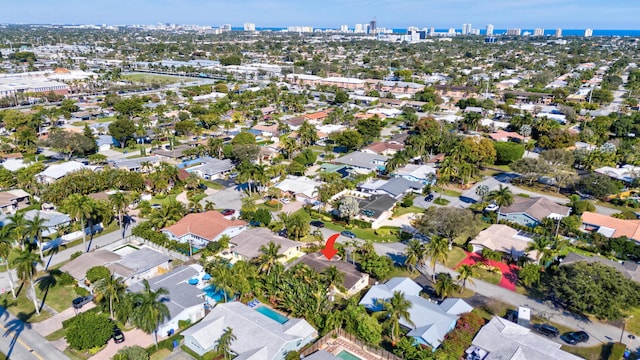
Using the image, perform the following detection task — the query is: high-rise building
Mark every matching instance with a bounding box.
[354,23,364,33]
[220,24,232,32]
[369,19,377,34]
[506,28,521,36]
[243,23,255,31]
[429,27,435,36]
[555,28,562,37]
[340,24,349,32]
[486,24,494,36]
[584,28,593,37]
[462,23,472,35]
[534,28,544,36]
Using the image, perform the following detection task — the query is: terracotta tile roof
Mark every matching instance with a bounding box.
[581,211,640,241]
[488,130,525,141]
[304,111,329,120]
[162,211,246,241]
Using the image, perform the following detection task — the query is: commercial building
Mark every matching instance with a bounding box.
[243,23,256,31]
[485,24,494,36]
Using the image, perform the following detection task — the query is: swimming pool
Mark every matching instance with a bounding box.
[202,285,227,302]
[337,350,361,360]
[255,306,288,324]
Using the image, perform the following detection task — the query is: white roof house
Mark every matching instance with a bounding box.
[359,277,472,348]
[36,161,87,183]
[466,317,582,360]
[393,164,438,184]
[595,164,640,183]
[182,302,317,359]
[274,176,321,201]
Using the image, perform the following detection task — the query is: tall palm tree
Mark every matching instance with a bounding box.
[256,242,284,275]
[150,200,185,229]
[206,259,234,303]
[131,279,170,348]
[376,291,414,345]
[425,236,449,281]
[404,239,426,273]
[526,236,553,264]
[26,214,48,262]
[64,194,94,252]
[456,264,476,294]
[0,227,17,298]
[488,185,514,223]
[321,266,345,294]
[215,327,236,360]
[7,212,28,251]
[435,272,457,299]
[94,274,126,319]
[13,249,42,315]
[109,192,128,239]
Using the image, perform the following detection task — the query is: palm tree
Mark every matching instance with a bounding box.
[404,239,426,273]
[206,259,233,303]
[94,274,126,319]
[456,264,476,294]
[488,185,514,223]
[131,279,170,348]
[0,227,16,298]
[526,236,553,264]
[7,212,28,251]
[321,266,345,295]
[13,249,42,315]
[425,236,449,281]
[256,242,284,275]
[26,214,48,262]
[64,194,94,252]
[109,192,128,239]
[435,272,457,299]
[215,327,236,360]
[376,291,414,345]
[149,200,185,229]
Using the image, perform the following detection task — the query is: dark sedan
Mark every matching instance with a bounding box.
[310,220,325,228]
[563,331,589,345]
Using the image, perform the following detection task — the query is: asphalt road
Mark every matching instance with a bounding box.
[0,309,67,360]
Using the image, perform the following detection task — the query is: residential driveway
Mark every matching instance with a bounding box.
[278,201,304,214]
[32,303,96,337]
[91,328,154,360]
[165,349,196,360]
[202,186,245,211]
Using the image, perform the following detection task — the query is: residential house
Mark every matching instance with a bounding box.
[128,264,207,336]
[294,252,369,297]
[96,135,113,152]
[223,228,304,264]
[153,145,192,164]
[23,209,71,237]
[580,211,640,242]
[356,194,398,229]
[377,80,425,95]
[498,197,570,227]
[362,141,404,156]
[334,151,389,175]
[182,302,317,359]
[36,161,88,184]
[0,189,30,214]
[594,165,640,184]
[108,247,172,285]
[465,317,582,360]
[359,277,472,349]
[162,211,247,248]
[109,156,160,173]
[392,164,437,185]
[274,176,321,203]
[187,158,235,180]
[60,250,123,281]
[561,252,640,283]
[357,177,423,199]
[488,130,525,143]
[470,224,538,261]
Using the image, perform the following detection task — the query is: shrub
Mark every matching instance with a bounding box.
[113,345,149,360]
[351,219,372,229]
[466,243,474,252]
[74,286,90,296]
[85,266,111,284]
[494,142,525,165]
[65,312,113,350]
[401,197,414,208]
[434,197,450,205]
[400,231,414,241]
[608,343,626,360]
[58,272,76,286]
[178,319,191,329]
[70,251,83,260]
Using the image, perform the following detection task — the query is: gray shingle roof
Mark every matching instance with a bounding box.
[378,177,423,197]
[500,197,570,222]
[116,247,171,274]
[189,158,234,176]
[231,228,300,260]
[334,151,389,171]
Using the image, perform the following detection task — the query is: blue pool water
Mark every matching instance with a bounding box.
[255,306,288,324]
[337,350,361,360]
[202,285,226,302]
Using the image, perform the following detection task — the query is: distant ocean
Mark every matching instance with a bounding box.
[234,27,640,37]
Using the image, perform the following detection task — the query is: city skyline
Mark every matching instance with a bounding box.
[1,0,639,29]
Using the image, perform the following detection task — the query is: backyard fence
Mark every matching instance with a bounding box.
[301,329,401,360]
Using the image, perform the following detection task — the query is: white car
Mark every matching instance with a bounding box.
[280,198,290,204]
[484,204,499,212]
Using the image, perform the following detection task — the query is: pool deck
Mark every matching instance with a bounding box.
[323,338,384,360]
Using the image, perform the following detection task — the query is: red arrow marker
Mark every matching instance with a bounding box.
[321,233,339,260]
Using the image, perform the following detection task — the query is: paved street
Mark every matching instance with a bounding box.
[0,309,68,360]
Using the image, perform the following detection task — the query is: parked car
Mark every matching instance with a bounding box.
[484,203,499,212]
[310,220,325,228]
[340,230,356,239]
[563,331,589,345]
[425,194,434,202]
[535,324,560,338]
[150,203,162,210]
[72,295,94,309]
[220,209,235,216]
[278,229,288,237]
[280,198,290,204]
[112,327,125,343]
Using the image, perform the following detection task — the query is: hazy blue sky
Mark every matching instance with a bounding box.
[1,0,638,29]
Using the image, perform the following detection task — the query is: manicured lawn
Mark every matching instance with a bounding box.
[122,73,185,85]
[35,281,78,313]
[433,187,462,197]
[474,268,502,285]
[317,220,401,242]
[0,292,52,323]
[94,116,116,123]
[393,205,424,217]
[201,179,226,190]
[385,267,419,280]
[433,197,450,205]
[560,345,606,360]
[150,349,172,360]
[625,307,640,336]
[149,195,178,206]
[444,247,467,268]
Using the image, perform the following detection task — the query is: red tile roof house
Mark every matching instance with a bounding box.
[580,211,640,242]
[161,211,247,249]
[362,141,405,156]
[488,130,526,142]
